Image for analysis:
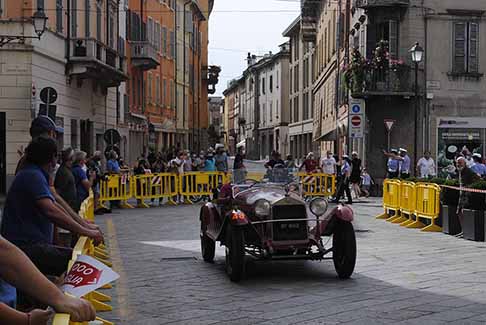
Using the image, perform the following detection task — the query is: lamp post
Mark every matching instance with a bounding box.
[409,42,424,175]
[0,8,48,47]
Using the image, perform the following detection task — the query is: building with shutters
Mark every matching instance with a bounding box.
[126,0,176,163]
[174,0,212,152]
[0,0,127,193]
[283,16,318,163]
[344,0,486,182]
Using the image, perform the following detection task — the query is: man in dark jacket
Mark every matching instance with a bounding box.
[456,156,480,237]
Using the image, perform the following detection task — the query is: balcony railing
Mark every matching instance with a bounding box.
[130,41,160,70]
[350,65,414,98]
[355,0,409,8]
[69,38,127,87]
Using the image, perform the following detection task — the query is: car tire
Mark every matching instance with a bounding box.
[225,224,245,282]
[200,224,215,263]
[332,220,356,279]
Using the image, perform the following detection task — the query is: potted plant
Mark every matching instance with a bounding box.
[462,180,486,241]
[440,179,461,235]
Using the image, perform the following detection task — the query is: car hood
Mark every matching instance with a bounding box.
[234,185,304,206]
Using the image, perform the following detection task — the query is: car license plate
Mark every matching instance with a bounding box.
[281,223,300,230]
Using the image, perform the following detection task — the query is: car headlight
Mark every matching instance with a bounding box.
[310,198,328,216]
[255,199,271,217]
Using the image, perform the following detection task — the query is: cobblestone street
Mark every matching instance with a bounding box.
[98,200,486,325]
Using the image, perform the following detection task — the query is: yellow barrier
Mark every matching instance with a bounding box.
[376,179,401,219]
[407,183,442,232]
[179,172,230,202]
[398,181,417,226]
[297,172,336,197]
[53,193,116,325]
[132,173,179,207]
[99,174,133,209]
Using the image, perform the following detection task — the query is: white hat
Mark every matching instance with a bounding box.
[391,148,398,153]
[342,154,349,158]
[399,148,407,153]
[352,151,358,155]
[473,153,482,158]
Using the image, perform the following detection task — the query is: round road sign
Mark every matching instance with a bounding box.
[40,87,58,104]
[351,116,361,127]
[352,104,361,113]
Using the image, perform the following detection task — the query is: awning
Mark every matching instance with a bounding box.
[314,129,336,142]
[236,139,246,148]
[129,112,147,120]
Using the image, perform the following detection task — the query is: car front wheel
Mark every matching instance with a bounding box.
[225,224,245,282]
[332,220,356,279]
[200,224,215,263]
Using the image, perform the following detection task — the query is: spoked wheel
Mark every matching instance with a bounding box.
[332,220,356,279]
[200,223,215,263]
[225,224,245,282]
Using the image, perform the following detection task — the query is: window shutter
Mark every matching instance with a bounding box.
[468,22,479,73]
[453,22,467,73]
[388,20,398,59]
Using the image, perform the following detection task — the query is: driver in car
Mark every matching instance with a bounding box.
[215,182,235,218]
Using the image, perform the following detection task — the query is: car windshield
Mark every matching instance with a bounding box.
[231,168,300,198]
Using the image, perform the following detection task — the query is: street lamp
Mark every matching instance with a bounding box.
[0,8,48,47]
[32,9,48,38]
[409,42,424,175]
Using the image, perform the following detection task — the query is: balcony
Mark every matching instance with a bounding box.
[130,41,160,71]
[349,65,415,98]
[355,0,409,9]
[68,38,128,88]
[301,0,319,42]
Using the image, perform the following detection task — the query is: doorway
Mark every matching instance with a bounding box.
[0,113,6,195]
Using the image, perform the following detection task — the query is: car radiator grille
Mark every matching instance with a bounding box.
[272,205,308,241]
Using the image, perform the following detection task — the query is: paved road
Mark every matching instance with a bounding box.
[97,200,486,325]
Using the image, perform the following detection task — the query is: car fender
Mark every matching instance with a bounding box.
[216,209,249,242]
[313,205,354,236]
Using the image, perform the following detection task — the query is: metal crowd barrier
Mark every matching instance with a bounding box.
[397,181,417,226]
[52,193,116,325]
[407,183,442,232]
[99,174,133,209]
[179,172,228,201]
[376,180,442,232]
[376,179,401,220]
[132,173,179,207]
[297,172,336,197]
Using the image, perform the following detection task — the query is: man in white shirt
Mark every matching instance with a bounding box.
[416,151,436,178]
[321,151,337,175]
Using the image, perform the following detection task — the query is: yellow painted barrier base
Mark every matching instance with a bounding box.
[376,211,388,220]
[92,290,112,302]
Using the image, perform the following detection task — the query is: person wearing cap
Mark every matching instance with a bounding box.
[333,155,353,204]
[396,148,411,179]
[1,137,103,282]
[417,151,436,179]
[299,152,320,173]
[383,149,400,178]
[320,151,337,175]
[471,153,486,178]
[15,116,103,239]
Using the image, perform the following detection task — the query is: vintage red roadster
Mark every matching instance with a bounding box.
[199,176,356,282]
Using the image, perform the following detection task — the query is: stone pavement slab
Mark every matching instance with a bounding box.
[94,199,486,324]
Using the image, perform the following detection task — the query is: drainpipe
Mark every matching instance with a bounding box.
[174,1,178,146]
[140,0,145,114]
[66,0,71,75]
[197,19,201,152]
[423,1,429,152]
[183,1,192,149]
[334,0,342,156]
